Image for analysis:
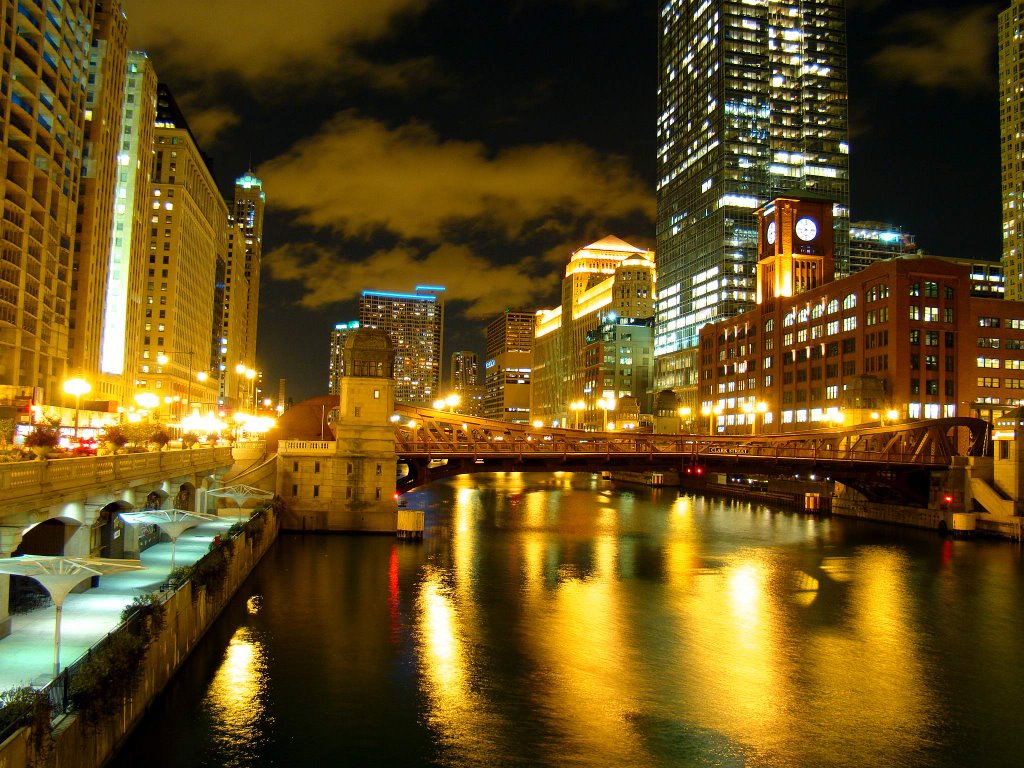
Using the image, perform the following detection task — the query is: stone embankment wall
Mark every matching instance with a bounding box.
[0,509,279,768]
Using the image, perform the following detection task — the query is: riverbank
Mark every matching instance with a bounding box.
[0,507,280,768]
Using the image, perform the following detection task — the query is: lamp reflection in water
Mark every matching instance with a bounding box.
[203,625,270,753]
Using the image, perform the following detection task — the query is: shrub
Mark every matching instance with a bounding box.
[69,632,147,729]
[0,686,52,756]
[120,594,167,644]
[182,431,199,449]
[100,425,129,448]
[24,424,60,449]
[148,427,171,449]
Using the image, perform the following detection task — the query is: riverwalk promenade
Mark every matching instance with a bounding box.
[0,517,235,691]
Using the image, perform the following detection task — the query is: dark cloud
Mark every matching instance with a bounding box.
[258,112,654,242]
[868,5,997,92]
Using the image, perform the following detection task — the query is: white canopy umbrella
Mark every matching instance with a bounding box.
[0,555,143,676]
[206,484,273,520]
[119,509,220,571]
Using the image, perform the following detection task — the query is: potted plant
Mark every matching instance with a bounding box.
[100,425,129,454]
[182,431,199,449]
[24,422,60,459]
[148,427,171,451]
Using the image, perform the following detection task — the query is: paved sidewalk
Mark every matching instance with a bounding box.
[0,517,236,690]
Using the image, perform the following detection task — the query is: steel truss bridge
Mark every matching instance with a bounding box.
[392,405,990,505]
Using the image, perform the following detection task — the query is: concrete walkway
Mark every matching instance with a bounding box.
[0,516,237,690]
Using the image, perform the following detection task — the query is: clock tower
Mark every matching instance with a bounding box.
[756,194,835,308]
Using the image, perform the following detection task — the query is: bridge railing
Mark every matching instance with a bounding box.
[0,447,234,507]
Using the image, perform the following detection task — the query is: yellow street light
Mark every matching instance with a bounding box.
[702,404,723,434]
[134,392,159,410]
[432,399,446,410]
[532,419,544,429]
[597,397,616,431]
[63,378,91,437]
[569,400,585,430]
[445,394,461,410]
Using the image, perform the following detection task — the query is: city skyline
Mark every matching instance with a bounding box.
[119,0,1001,401]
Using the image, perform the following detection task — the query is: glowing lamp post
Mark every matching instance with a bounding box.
[597,397,616,431]
[569,400,585,430]
[63,377,91,437]
[678,406,692,432]
[702,404,723,435]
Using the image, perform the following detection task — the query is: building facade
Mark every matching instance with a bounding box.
[328,320,360,395]
[69,1,127,387]
[700,196,1024,434]
[0,0,93,406]
[849,221,917,275]
[358,288,443,406]
[532,236,655,428]
[1001,0,1024,299]
[450,350,484,417]
[655,0,849,402]
[134,84,225,418]
[484,311,535,423]
[219,172,265,409]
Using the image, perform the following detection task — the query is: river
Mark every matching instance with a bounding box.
[109,472,1024,767]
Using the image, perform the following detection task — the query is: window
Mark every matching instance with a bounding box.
[376,463,383,475]
[842,316,856,332]
[909,330,920,345]
[811,303,824,319]
[293,461,298,472]
[945,332,955,348]
[784,311,796,327]
[926,380,938,395]
[978,357,1000,368]
[842,293,857,310]
[827,320,839,335]
[314,461,321,473]
[764,319,775,332]
[979,338,1000,349]
[925,331,938,346]
[842,361,856,375]
[798,308,809,323]
[909,306,920,321]
[797,329,808,342]
[292,485,298,497]
[924,307,938,322]
[978,377,1000,388]
[924,281,938,298]
[909,282,920,297]
[979,317,1001,328]
[827,299,839,314]
[842,338,856,353]
[313,485,319,498]
[925,355,938,371]
[826,385,839,399]
[945,286,955,300]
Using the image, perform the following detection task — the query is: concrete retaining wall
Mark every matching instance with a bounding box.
[0,509,279,768]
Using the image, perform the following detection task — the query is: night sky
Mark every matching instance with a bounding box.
[120,0,1001,402]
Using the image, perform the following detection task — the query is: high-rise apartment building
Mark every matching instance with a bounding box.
[484,310,535,422]
[69,1,127,388]
[0,0,93,406]
[531,236,655,427]
[1000,1,1024,299]
[450,350,484,417]
[97,51,156,407]
[220,172,265,408]
[328,320,360,395]
[849,222,917,274]
[359,288,443,406]
[135,84,225,416]
[655,0,849,403]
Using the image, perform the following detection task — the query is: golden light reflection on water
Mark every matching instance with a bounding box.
[415,477,950,766]
[204,625,269,749]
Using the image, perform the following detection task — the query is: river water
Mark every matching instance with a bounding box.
[110,473,1024,768]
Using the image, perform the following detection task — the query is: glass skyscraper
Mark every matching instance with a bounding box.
[655,0,849,397]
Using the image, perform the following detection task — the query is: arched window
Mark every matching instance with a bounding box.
[764,319,775,332]
[843,293,857,310]
[783,311,796,327]
[827,299,839,314]
[811,303,824,319]
[797,308,810,323]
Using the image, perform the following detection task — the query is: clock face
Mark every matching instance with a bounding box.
[766,221,776,245]
[795,217,818,241]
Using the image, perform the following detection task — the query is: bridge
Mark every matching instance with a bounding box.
[390,405,990,505]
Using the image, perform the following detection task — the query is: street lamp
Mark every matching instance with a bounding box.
[597,397,616,431]
[678,406,692,432]
[569,400,585,430]
[63,378,91,437]
[702,404,723,434]
[742,401,768,435]
[445,394,461,410]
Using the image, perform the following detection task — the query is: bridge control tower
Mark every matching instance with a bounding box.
[277,329,398,532]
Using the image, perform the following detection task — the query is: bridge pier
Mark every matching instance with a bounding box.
[276,329,399,533]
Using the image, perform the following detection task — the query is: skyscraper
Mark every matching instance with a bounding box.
[450,350,484,417]
[359,288,443,406]
[98,51,157,407]
[220,172,265,408]
[655,0,849,402]
[70,1,127,386]
[484,310,536,423]
[531,237,655,427]
[1000,1,1024,299]
[0,0,93,405]
[328,320,360,395]
[135,84,226,415]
